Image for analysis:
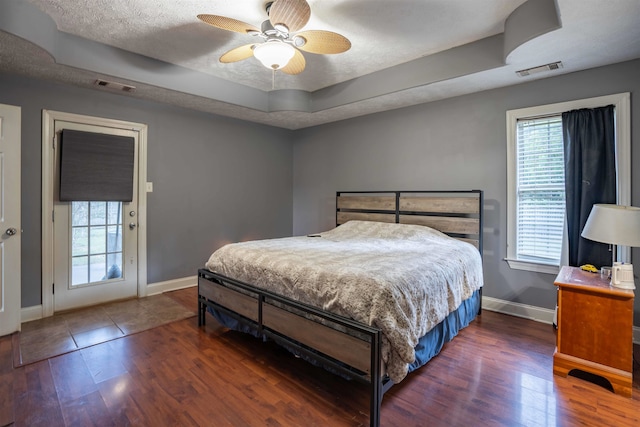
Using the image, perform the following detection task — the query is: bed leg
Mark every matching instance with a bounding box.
[198,296,206,327]
[370,331,382,427]
[370,379,381,427]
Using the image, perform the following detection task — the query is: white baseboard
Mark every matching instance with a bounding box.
[482,296,555,324]
[482,295,640,344]
[21,305,43,324]
[19,286,640,344]
[145,275,197,296]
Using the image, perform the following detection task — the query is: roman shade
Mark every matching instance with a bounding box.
[59,129,135,202]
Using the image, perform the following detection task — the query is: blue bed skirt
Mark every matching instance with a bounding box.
[409,289,480,373]
[208,288,481,377]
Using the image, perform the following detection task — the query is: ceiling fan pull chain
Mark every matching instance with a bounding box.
[272,69,276,90]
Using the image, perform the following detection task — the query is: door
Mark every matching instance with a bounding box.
[53,120,139,311]
[0,103,21,336]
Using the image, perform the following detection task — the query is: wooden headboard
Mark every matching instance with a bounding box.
[336,190,483,252]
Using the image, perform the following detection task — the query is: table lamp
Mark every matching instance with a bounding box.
[581,204,640,289]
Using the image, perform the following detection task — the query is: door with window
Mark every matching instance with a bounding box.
[53,120,139,312]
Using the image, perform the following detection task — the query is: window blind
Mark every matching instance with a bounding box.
[516,116,565,263]
[59,129,135,202]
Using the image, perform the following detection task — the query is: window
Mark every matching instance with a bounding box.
[71,201,123,286]
[506,93,630,274]
[515,116,565,264]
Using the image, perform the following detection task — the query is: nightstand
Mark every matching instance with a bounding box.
[553,265,634,397]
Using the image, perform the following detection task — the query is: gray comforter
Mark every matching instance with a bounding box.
[205,220,483,382]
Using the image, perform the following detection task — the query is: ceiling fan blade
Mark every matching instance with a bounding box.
[197,14,260,34]
[268,0,311,33]
[279,49,306,75]
[294,30,351,54]
[220,44,255,63]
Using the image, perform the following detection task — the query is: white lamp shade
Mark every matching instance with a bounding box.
[581,204,640,247]
[253,41,295,70]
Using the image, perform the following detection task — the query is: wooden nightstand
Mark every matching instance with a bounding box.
[553,265,634,397]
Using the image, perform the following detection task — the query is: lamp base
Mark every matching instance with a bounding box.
[610,280,636,290]
[610,263,636,290]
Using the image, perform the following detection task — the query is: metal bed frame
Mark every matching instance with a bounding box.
[197,190,483,427]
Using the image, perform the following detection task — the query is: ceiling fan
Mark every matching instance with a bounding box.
[197,0,351,75]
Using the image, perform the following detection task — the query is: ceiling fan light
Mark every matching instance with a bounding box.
[253,41,295,70]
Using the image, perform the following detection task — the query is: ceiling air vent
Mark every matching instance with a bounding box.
[516,61,563,77]
[94,79,136,92]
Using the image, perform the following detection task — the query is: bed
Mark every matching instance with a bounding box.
[197,190,484,427]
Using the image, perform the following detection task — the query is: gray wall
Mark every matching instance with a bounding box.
[292,58,640,325]
[4,58,639,325]
[0,73,293,308]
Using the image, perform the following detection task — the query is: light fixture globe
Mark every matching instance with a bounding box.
[253,40,295,70]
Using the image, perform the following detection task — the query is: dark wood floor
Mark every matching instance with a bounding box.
[1,287,639,426]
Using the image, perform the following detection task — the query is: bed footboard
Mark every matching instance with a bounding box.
[197,268,386,427]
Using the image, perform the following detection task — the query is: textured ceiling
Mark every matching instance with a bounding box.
[1,0,639,129]
[26,0,528,92]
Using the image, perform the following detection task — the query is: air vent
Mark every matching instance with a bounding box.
[516,61,563,77]
[94,79,136,92]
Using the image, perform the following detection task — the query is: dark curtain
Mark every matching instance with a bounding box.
[562,105,616,268]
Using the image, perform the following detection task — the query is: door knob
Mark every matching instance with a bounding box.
[5,227,17,236]
[129,222,137,230]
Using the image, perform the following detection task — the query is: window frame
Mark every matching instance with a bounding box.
[506,93,631,274]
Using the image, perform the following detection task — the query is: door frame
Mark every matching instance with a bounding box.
[42,110,148,317]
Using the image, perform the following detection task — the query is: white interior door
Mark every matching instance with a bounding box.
[0,103,21,336]
[53,120,139,312]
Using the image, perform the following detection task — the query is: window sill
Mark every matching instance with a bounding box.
[504,258,560,275]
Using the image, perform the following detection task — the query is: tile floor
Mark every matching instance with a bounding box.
[16,293,195,366]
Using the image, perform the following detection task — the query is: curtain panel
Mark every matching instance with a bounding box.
[562,105,616,268]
